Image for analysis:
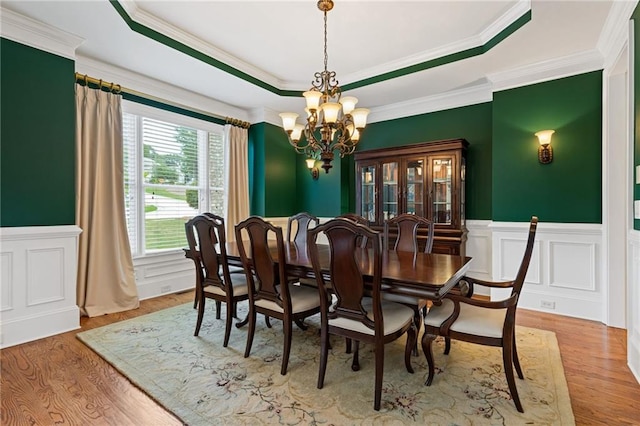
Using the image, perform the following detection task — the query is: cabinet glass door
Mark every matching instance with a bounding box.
[406,159,424,216]
[431,157,452,224]
[382,161,398,221]
[360,165,376,223]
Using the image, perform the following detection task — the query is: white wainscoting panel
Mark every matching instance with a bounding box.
[133,251,195,300]
[465,220,493,297]
[0,226,82,348]
[548,241,597,291]
[628,230,640,383]
[490,221,603,322]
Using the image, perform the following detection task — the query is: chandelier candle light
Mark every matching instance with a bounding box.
[279,0,370,173]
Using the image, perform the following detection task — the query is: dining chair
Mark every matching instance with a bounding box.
[423,216,538,413]
[382,213,435,354]
[190,212,244,309]
[286,212,320,292]
[308,218,417,411]
[286,212,319,247]
[185,214,250,346]
[234,216,322,375]
[383,213,435,254]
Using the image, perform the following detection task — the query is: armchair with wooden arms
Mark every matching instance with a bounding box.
[423,216,538,413]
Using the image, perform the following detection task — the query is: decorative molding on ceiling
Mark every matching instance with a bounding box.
[111,0,293,96]
[75,56,249,122]
[597,0,637,70]
[0,7,84,60]
[258,44,606,126]
[489,49,604,93]
[339,0,531,86]
[255,81,494,128]
[112,0,530,96]
[368,82,494,124]
[251,108,283,128]
[117,0,285,90]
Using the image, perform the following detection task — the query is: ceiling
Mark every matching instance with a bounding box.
[1,1,622,123]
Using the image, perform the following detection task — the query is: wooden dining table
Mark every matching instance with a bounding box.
[219,241,472,302]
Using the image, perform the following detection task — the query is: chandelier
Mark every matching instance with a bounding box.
[279,0,370,174]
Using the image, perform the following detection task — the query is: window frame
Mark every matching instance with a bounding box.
[122,100,225,258]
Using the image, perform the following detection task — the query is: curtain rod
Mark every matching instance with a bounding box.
[74,73,250,128]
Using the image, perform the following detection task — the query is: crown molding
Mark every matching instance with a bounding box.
[254,82,493,127]
[597,0,637,70]
[369,82,493,124]
[480,0,531,44]
[341,0,531,85]
[489,49,603,93]
[75,56,249,122]
[251,108,282,127]
[0,7,84,60]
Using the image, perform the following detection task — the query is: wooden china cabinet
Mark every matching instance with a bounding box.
[355,138,468,256]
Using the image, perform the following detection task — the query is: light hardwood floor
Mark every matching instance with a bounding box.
[2,291,639,425]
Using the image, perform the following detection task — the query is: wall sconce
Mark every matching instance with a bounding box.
[535,130,555,164]
[306,158,319,180]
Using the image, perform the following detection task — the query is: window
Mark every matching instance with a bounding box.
[122,102,225,256]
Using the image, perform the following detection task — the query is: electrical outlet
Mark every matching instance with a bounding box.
[160,285,171,293]
[540,300,555,309]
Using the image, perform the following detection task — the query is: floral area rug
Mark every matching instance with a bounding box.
[77,303,575,425]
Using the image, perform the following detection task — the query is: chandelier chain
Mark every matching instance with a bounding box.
[323,10,328,73]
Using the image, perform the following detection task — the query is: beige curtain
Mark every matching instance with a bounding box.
[76,84,139,317]
[224,124,250,242]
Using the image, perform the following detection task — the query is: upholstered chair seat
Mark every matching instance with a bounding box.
[204,273,251,298]
[425,299,507,338]
[329,298,414,336]
[254,284,321,314]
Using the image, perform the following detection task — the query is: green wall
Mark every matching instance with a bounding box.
[294,152,343,216]
[354,102,493,220]
[250,123,349,217]
[0,38,608,228]
[1,38,76,227]
[492,71,602,223]
[248,122,298,216]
